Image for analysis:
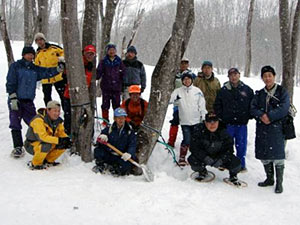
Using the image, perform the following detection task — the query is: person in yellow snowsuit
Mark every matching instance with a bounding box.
[24,100,71,170]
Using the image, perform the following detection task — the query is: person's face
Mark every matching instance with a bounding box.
[130,93,140,102]
[114,116,126,128]
[182,76,192,87]
[228,72,240,86]
[205,120,219,132]
[126,51,136,60]
[262,72,275,89]
[23,53,35,62]
[202,65,213,77]
[35,38,46,48]
[107,48,116,58]
[180,61,189,72]
[84,51,96,62]
[47,107,61,121]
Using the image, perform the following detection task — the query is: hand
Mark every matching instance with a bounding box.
[121,152,131,161]
[261,113,271,125]
[212,159,223,168]
[9,93,19,111]
[57,137,72,149]
[57,62,65,73]
[58,56,65,63]
[204,156,214,166]
[97,134,108,144]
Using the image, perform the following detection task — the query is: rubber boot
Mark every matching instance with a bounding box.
[275,165,284,194]
[179,144,189,166]
[101,109,109,127]
[11,130,23,148]
[258,162,275,187]
[167,125,178,147]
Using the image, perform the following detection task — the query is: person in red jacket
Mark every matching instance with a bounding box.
[63,45,97,134]
[120,85,148,131]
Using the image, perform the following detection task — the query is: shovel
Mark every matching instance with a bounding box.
[104,142,154,182]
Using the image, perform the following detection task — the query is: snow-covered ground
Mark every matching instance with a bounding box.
[0,42,300,225]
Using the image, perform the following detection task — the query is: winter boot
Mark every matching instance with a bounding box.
[229,174,242,186]
[178,144,189,166]
[11,130,25,158]
[92,160,106,174]
[258,163,275,187]
[167,125,178,147]
[275,165,284,194]
[27,161,46,170]
[101,109,109,127]
[195,168,208,181]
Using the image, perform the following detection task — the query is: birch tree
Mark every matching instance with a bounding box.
[24,0,37,46]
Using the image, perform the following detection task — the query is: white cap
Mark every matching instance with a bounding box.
[181,57,189,62]
[34,32,46,41]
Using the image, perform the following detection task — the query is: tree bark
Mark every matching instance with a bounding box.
[279,0,294,99]
[137,0,195,164]
[82,0,99,47]
[61,0,93,162]
[244,0,255,78]
[36,0,49,37]
[0,0,14,66]
[24,0,37,46]
[291,0,300,85]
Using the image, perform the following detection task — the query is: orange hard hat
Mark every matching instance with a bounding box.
[84,45,96,54]
[129,85,141,94]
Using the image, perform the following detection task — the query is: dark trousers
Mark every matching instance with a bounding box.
[169,106,180,125]
[181,124,198,146]
[63,98,71,135]
[101,90,121,110]
[42,79,66,109]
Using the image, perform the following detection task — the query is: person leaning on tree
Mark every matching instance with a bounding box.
[24,101,71,170]
[6,46,63,158]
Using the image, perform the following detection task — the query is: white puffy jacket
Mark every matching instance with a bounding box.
[170,85,207,125]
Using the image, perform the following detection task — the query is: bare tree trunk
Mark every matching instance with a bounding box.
[279,0,294,99]
[82,0,99,47]
[291,0,300,83]
[0,0,14,66]
[36,0,49,37]
[61,0,93,162]
[24,0,37,46]
[99,0,119,59]
[137,0,195,164]
[244,0,255,78]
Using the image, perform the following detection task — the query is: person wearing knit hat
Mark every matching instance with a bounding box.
[34,32,66,113]
[194,60,220,113]
[122,45,146,100]
[6,46,62,158]
[96,43,125,127]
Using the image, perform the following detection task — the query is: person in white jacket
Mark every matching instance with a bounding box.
[170,71,207,166]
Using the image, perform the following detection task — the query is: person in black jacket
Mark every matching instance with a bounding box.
[214,68,254,172]
[188,113,242,185]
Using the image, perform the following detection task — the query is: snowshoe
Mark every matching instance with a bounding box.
[190,170,216,183]
[223,177,247,188]
[27,161,47,170]
[11,147,25,158]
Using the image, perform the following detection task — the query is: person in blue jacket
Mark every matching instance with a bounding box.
[93,107,137,176]
[6,46,62,158]
[250,65,290,194]
[214,68,254,172]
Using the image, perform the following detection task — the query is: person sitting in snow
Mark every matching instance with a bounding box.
[93,107,136,176]
[24,101,71,170]
[188,113,242,185]
[6,46,64,158]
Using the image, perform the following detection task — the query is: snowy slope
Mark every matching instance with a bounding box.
[0,42,300,225]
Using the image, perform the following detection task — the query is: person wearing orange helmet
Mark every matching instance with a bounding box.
[120,85,148,131]
[63,45,97,134]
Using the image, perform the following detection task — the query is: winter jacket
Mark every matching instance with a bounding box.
[175,69,196,89]
[214,81,254,125]
[25,108,68,145]
[170,85,207,126]
[34,43,64,84]
[96,121,137,159]
[193,72,221,112]
[123,57,146,91]
[250,84,289,160]
[64,56,94,99]
[121,98,148,127]
[6,58,59,100]
[96,55,125,92]
[189,123,234,161]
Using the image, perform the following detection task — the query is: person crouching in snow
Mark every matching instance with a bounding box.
[188,113,242,185]
[169,71,207,166]
[93,108,136,176]
[6,46,64,158]
[24,101,71,170]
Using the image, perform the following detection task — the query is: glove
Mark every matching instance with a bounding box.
[212,159,223,168]
[97,134,108,144]
[121,152,131,161]
[57,137,72,149]
[204,156,214,166]
[58,56,65,63]
[57,62,65,73]
[9,93,19,111]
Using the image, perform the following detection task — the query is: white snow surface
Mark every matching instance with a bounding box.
[1,42,300,225]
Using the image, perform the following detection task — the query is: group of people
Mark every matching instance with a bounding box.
[6,33,291,194]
